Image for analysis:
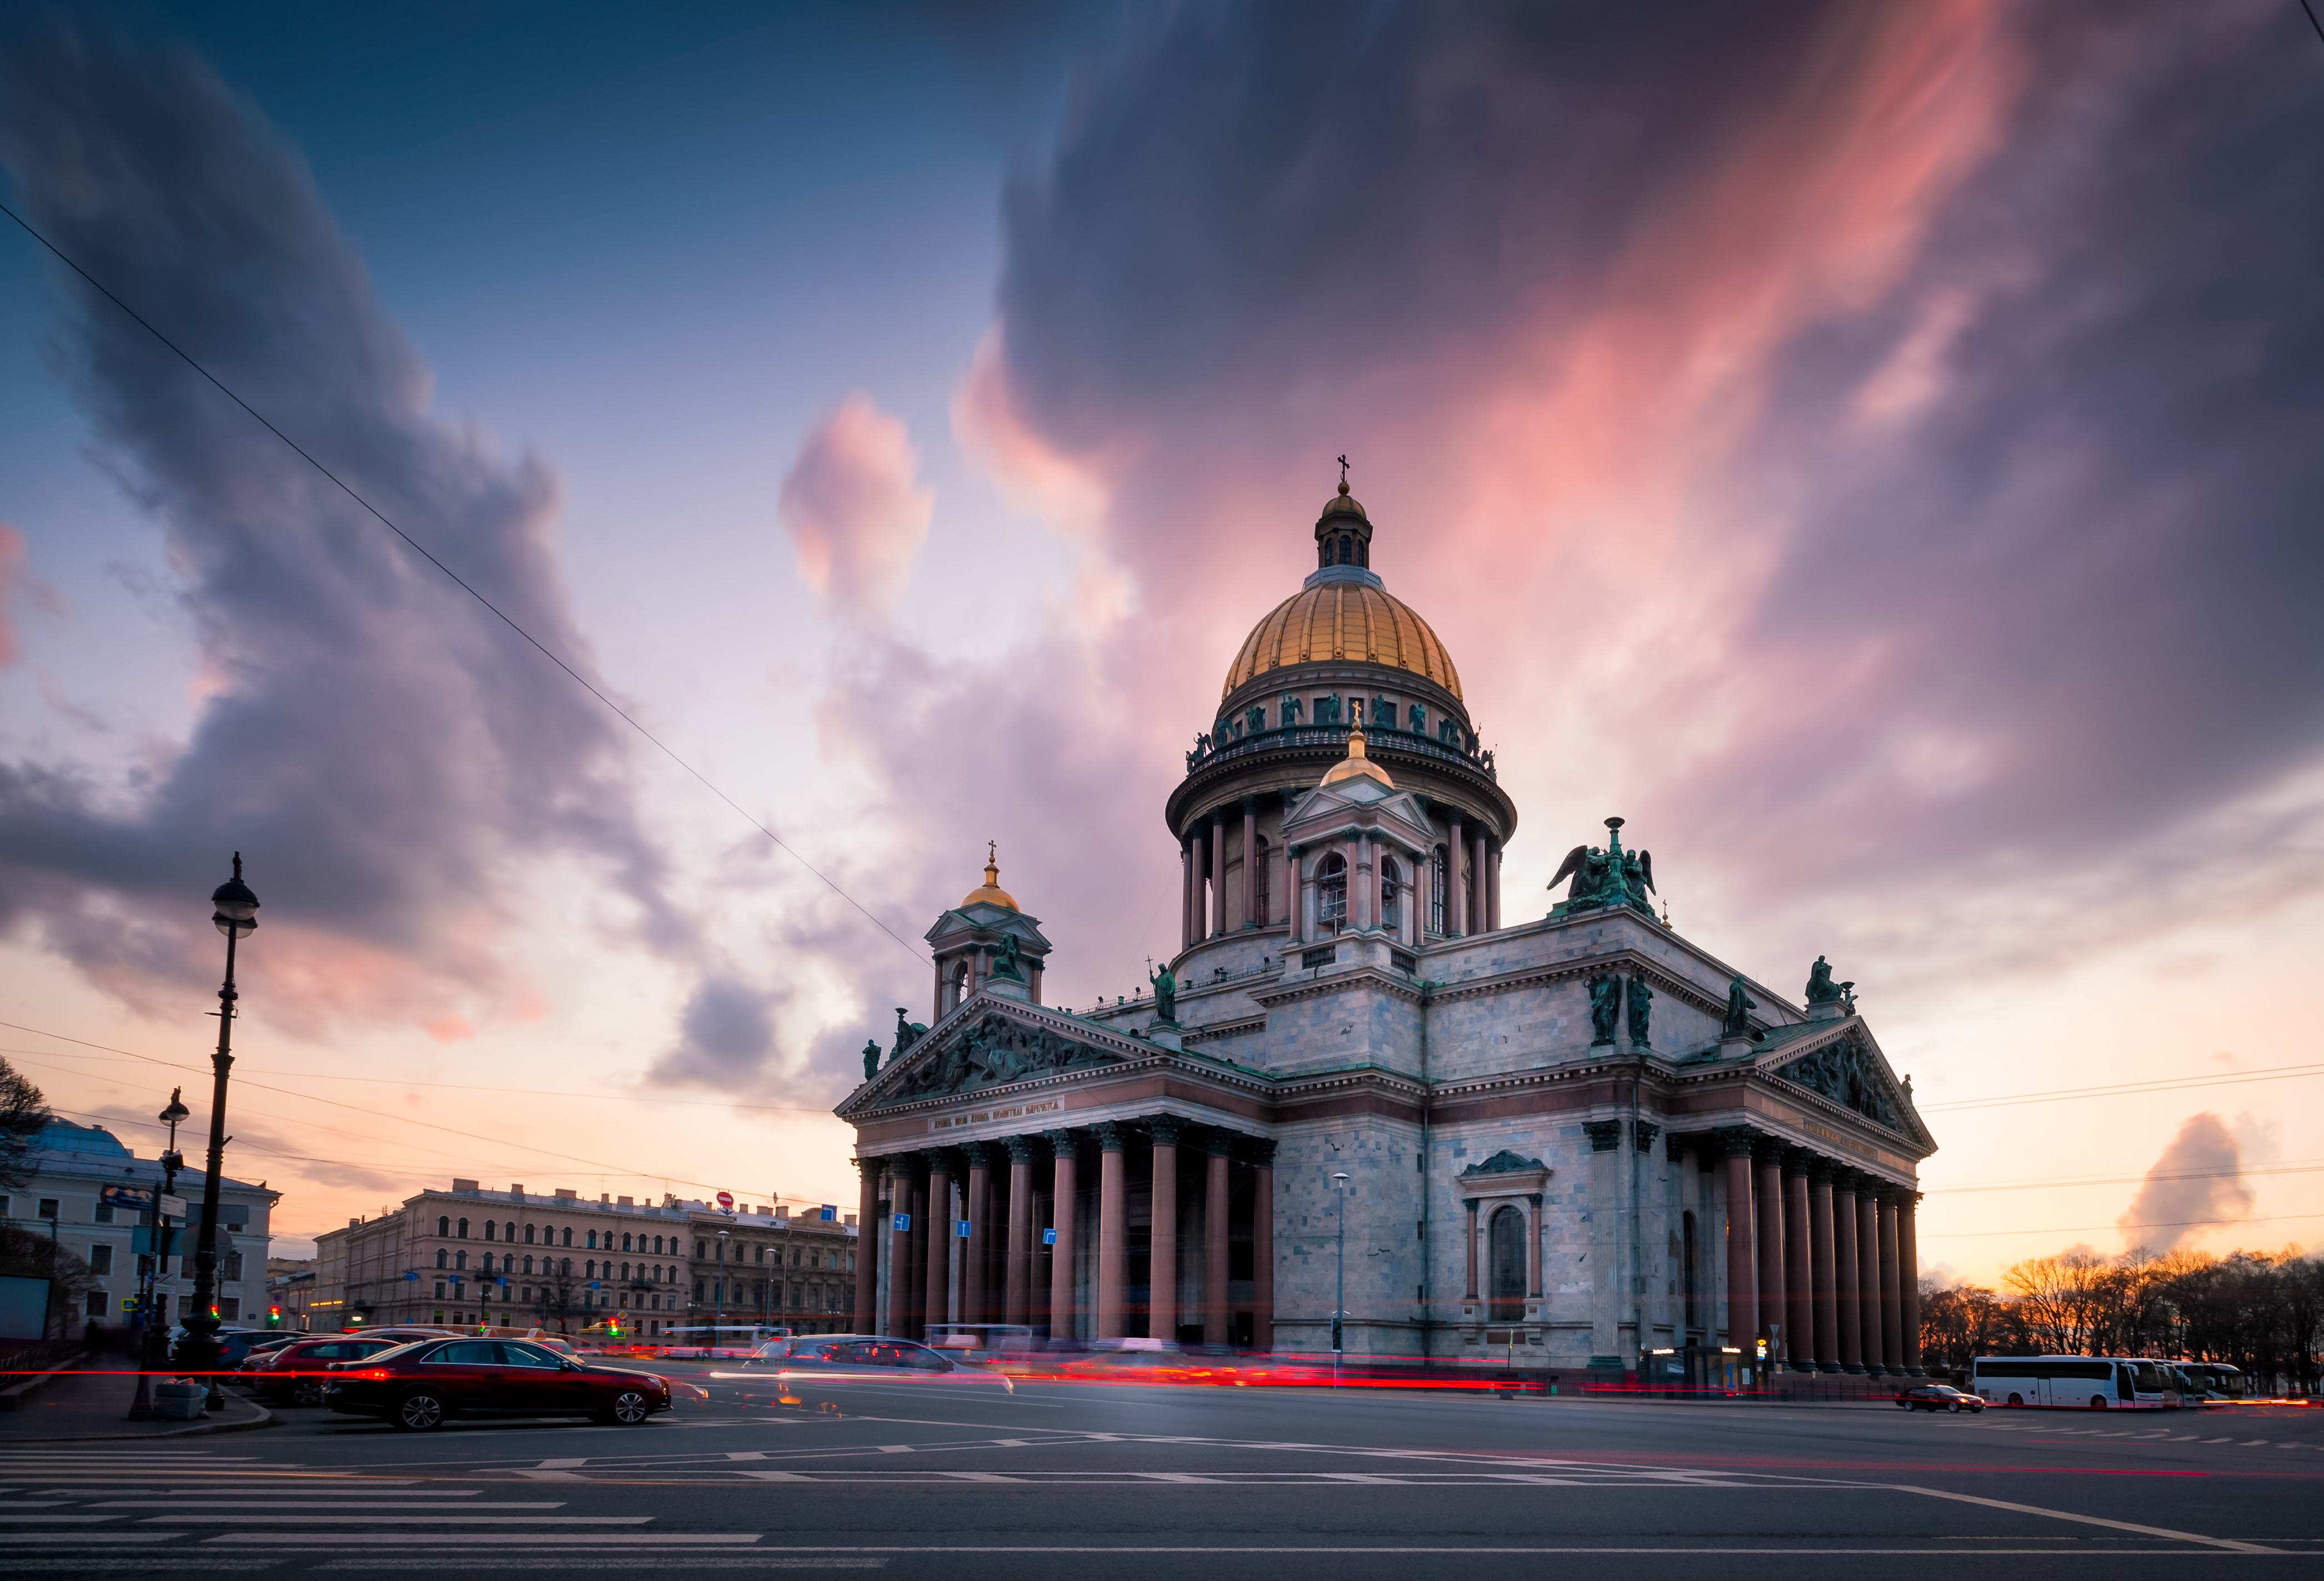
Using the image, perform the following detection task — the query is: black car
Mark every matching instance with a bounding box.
[324,1337,672,1431]
[1896,1383,1985,1413]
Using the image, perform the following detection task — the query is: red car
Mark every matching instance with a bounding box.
[252,1336,407,1406]
[324,1337,672,1431]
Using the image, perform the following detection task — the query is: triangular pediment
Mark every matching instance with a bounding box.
[1758,1017,1934,1153]
[839,998,1135,1117]
[1283,779,1436,853]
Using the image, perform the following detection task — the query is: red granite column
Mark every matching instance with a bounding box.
[923,1151,953,1335]
[1754,1139,1786,1365]
[887,1160,920,1340]
[1832,1169,1863,1373]
[1005,1138,1035,1327]
[1470,832,1489,933]
[1241,800,1258,932]
[853,1158,880,1332]
[1182,836,1195,951]
[1717,1129,1756,1358]
[1210,814,1228,937]
[1445,815,1465,938]
[1487,842,1502,932]
[1150,1120,1180,1342]
[899,1161,928,1341]
[1808,1159,1837,1373]
[1463,1197,1480,1301]
[1784,1151,1813,1373]
[1045,1132,1078,1344]
[1901,1191,1925,1376]
[1096,1123,1127,1338]
[1204,1132,1232,1347]
[963,1144,992,1328]
[1857,1188,1886,1375]
[1251,1140,1277,1352]
[1879,1191,1903,1374]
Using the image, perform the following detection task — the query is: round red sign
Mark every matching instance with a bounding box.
[716,1190,734,1210]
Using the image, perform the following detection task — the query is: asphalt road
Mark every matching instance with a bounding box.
[3,1360,2320,1577]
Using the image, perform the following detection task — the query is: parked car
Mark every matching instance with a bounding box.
[249,1336,408,1406]
[341,1326,462,1346]
[167,1325,267,1368]
[324,1337,672,1431]
[1897,1383,1985,1413]
[723,1334,1014,1397]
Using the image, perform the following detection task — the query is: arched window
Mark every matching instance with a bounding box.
[435,1248,448,1269]
[437,1216,450,1238]
[1430,847,1448,935]
[504,1222,515,1241]
[1317,853,1347,935]
[1379,855,1401,932]
[1254,837,1272,925]
[1489,1205,1526,1322]
[521,1256,534,1275]
[1338,533,1353,565]
[1358,536,1369,568]
[585,1260,596,1279]
[652,1236,663,1256]
[523,1223,536,1244]
[561,1227,573,1247]
[622,1234,633,1252]
[561,1258,572,1277]
[482,1221,495,1242]
[586,1230,598,1250]
[456,1218,469,1238]
[454,1250,467,1270]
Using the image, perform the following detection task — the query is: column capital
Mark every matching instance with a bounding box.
[1204,1126,1238,1158]
[1633,1121,1662,1154]
[1042,1128,1082,1160]
[1806,1155,1836,1184]
[1752,1135,1788,1167]
[1462,1197,1480,1212]
[1093,1121,1128,1153]
[889,1152,927,1182]
[1829,1165,1861,1193]
[960,1141,995,1168]
[1583,1120,1624,1153]
[1147,1116,1185,1147]
[1240,1137,1278,1167]
[1711,1125,1760,1159]
[920,1147,956,1175]
[1781,1145,1812,1177]
[1664,1131,1690,1163]
[1240,794,1261,812]
[1005,1136,1040,1165]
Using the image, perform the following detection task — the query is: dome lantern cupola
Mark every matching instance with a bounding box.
[1316,457,1373,571]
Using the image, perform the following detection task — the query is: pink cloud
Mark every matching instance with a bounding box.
[778,394,933,621]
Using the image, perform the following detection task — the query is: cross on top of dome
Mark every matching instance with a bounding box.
[1317,456,1371,570]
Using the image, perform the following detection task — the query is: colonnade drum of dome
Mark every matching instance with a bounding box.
[839,478,1936,1388]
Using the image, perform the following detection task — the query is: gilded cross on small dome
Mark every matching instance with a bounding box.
[1336,453,1349,492]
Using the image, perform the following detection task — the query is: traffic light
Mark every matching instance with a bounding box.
[268,1305,283,1328]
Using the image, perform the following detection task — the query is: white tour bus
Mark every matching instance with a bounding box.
[1971,1355,2181,1410]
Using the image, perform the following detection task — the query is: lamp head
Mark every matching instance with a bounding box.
[159,1087,190,1127]
[212,852,259,937]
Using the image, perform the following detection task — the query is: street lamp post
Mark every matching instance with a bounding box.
[717,1229,730,1340]
[180,854,259,1411]
[1331,1171,1350,1388]
[125,1090,189,1420]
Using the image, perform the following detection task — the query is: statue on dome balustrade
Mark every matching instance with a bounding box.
[990,932,1025,982]
[1316,693,1342,725]
[1372,696,1396,731]
[1148,961,1178,1023]
[1280,695,1303,726]
[1407,702,1426,734]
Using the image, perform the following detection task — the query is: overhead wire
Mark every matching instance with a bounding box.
[0,196,929,970]
[1915,1062,2324,1112]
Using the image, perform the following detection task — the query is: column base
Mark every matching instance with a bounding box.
[1815,1362,1845,1374]
[1864,1364,1889,1378]
[1905,1367,1929,1378]
[1840,1364,1868,1376]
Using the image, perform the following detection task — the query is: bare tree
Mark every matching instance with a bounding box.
[0,1057,54,1191]
[2003,1250,2110,1353]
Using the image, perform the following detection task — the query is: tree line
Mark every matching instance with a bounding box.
[1919,1246,2323,1393]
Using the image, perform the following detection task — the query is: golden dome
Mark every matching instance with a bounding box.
[1319,722,1394,788]
[1221,579,1462,701]
[960,845,1018,911]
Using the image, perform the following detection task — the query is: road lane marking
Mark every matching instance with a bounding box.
[208,1533,761,1546]
[90,1501,563,1510]
[1889,1485,2280,1553]
[535,1458,589,1468]
[512,1471,589,1482]
[150,1516,653,1525]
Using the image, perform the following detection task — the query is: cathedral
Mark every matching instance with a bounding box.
[837,480,1936,1381]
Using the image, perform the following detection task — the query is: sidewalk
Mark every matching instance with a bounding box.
[0,1364,273,1442]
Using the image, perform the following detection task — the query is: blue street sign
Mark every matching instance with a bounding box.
[403,1271,419,1282]
[1042,1227,1057,1246]
[955,1219,971,1239]
[892,1213,911,1232]
[819,1205,837,1221]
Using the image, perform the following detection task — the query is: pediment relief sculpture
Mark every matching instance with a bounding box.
[884,1012,1124,1102]
[1459,1148,1549,1178]
[1774,1036,1899,1129]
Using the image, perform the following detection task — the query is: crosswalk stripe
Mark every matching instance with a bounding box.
[149,1515,652,1526]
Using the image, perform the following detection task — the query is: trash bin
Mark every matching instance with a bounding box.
[153,1381,205,1421]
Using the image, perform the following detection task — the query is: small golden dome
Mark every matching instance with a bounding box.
[960,844,1018,911]
[1319,721,1395,788]
[1221,580,1462,700]
[1321,480,1368,520]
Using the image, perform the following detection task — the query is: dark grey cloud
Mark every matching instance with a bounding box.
[0,16,688,1022]
[985,0,2324,972]
[2119,1112,2253,1253]
[650,974,782,1087]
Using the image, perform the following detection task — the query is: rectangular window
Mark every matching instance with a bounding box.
[38,1198,58,1219]
[88,1244,113,1274]
[87,1291,108,1318]
[223,1252,244,1282]
[217,1297,239,1321]
[94,1203,116,1224]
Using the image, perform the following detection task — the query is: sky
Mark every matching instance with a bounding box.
[0,1,2318,1276]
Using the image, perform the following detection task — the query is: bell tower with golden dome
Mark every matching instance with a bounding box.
[1166,475,1517,968]
[925,844,1051,1019]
